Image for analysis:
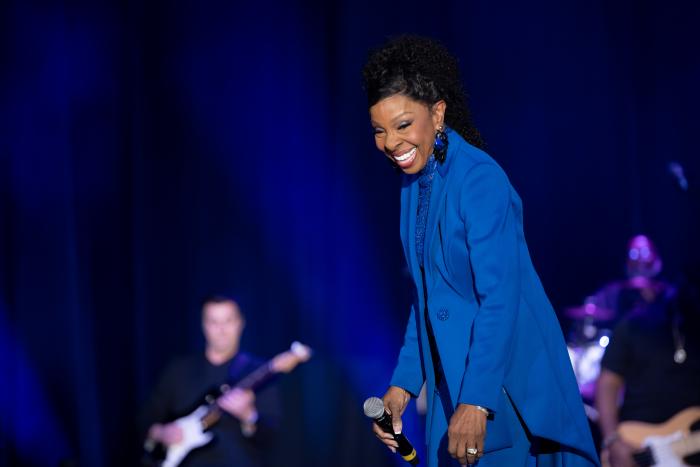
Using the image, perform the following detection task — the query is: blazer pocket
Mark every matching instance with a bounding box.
[483,388,515,453]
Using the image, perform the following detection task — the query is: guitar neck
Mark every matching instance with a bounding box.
[198,360,276,430]
[195,342,311,431]
[235,361,275,391]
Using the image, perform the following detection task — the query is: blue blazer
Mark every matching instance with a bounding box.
[390,129,599,465]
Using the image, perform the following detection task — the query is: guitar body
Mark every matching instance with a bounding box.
[160,406,215,467]
[601,407,700,467]
[618,407,700,448]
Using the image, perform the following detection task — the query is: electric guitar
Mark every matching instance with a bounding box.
[143,341,312,467]
[604,406,700,467]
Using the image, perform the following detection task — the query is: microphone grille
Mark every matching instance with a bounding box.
[363,396,385,419]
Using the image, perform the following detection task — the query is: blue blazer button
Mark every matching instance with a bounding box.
[437,308,449,321]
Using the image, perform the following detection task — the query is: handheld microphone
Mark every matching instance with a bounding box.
[363,396,419,465]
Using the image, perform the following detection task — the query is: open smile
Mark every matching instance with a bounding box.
[392,147,417,168]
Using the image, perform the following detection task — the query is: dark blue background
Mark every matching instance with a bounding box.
[1,1,698,466]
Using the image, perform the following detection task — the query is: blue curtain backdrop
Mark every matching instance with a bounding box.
[1,1,699,466]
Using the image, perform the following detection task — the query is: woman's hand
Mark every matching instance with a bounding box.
[372,386,411,453]
[448,404,487,465]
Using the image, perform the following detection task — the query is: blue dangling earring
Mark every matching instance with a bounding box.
[434,126,448,163]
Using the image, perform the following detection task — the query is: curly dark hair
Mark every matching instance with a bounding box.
[362,35,485,149]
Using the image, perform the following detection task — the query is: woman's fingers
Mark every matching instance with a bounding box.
[448,404,487,465]
[372,421,399,450]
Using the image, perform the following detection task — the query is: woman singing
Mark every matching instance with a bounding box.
[364,36,599,466]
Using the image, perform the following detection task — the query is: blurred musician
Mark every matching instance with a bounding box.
[140,296,279,467]
[595,236,700,467]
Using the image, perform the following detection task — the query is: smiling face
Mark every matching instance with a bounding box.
[369,94,446,174]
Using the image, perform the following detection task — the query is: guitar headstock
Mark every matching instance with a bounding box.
[270,341,312,374]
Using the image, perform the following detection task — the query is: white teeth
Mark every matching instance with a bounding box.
[395,147,416,162]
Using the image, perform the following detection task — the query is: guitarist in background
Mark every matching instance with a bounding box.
[596,237,700,467]
[140,296,279,467]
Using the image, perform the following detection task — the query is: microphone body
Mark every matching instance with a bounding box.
[364,397,419,465]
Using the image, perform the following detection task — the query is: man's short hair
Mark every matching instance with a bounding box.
[201,294,243,318]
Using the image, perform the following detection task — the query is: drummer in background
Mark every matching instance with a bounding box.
[595,235,700,467]
[592,235,676,321]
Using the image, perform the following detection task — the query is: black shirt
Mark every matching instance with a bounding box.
[601,307,700,423]
[140,352,279,467]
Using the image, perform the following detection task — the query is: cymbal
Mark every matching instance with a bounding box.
[564,303,615,321]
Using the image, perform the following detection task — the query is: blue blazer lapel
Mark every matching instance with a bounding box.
[400,176,421,289]
[424,130,459,269]
[424,166,448,270]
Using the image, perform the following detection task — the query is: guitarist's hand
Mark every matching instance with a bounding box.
[148,422,183,446]
[219,388,258,423]
[607,439,635,467]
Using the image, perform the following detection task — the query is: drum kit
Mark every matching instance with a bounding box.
[564,300,614,405]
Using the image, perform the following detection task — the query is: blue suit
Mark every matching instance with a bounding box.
[390,129,600,466]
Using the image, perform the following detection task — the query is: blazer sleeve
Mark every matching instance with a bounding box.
[389,304,425,396]
[456,163,520,412]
